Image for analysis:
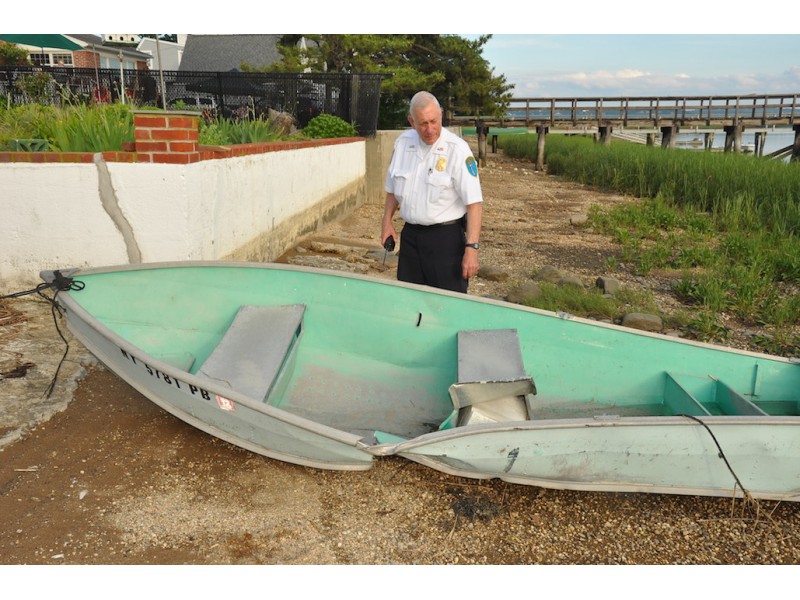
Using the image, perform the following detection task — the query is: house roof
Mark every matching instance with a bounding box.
[0,34,82,51]
[66,34,152,60]
[178,34,282,72]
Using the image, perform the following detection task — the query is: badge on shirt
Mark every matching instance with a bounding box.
[435,157,447,172]
[465,156,478,177]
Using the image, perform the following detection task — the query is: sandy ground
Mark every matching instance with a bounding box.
[2,145,800,586]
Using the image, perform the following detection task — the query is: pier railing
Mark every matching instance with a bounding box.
[453,93,800,168]
[502,94,799,127]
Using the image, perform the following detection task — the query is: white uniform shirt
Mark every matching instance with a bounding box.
[384,127,483,226]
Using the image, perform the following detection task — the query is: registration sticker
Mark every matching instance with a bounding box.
[465,156,478,177]
[216,395,236,411]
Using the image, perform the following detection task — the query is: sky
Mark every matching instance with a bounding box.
[473,34,800,98]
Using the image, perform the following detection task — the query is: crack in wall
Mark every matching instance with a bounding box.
[94,153,141,263]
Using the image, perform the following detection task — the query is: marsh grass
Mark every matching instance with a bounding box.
[520,281,672,330]
[500,134,800,353]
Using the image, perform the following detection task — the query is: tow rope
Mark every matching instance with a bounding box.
[0,270,85,301]
[1,270,85,398]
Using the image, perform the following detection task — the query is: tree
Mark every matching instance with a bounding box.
[0,41,31,66]
[262,35,513,128]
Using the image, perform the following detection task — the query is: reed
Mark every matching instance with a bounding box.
[502,134,800,234]
[499,134,800,352]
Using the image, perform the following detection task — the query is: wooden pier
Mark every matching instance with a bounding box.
[453,94,800,168]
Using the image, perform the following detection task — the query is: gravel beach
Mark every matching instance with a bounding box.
[1,145,799,584]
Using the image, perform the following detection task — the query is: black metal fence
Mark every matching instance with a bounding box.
[0,66,384,136]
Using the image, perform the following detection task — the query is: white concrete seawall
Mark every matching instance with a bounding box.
[0,139,369,291]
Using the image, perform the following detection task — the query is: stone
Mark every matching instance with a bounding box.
[596,276,621,295]
[570,213,589,226]
[268,108,297,136]
[558,275,584,289]
[534,265,563,283]
[621,312,663,333]
[506,282,542,305]
[289,255,368,273]
[308,241,351,254]
[478,265,509,282]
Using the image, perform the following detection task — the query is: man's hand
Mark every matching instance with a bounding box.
[462,247,479,280]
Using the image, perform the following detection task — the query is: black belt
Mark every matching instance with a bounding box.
[404,217,464,230]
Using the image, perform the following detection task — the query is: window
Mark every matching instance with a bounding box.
[53,54,73,66]
[29,53,48,66]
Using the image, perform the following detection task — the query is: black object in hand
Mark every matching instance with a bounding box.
[384,237,395,252]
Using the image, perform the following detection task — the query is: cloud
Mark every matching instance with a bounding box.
[510,65,800,97]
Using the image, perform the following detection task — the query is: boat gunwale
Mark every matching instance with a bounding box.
[368,413,800,454]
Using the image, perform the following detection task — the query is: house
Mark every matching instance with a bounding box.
[178,34,283,72]
[0,34,83,66]
[137,35,187,71]
[0,34,152,70]
[67,34,152,70]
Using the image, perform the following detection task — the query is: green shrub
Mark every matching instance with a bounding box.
[302,114,357,139]
[15,72,55,104]
[0,104,56,147]
[0,41,30,66]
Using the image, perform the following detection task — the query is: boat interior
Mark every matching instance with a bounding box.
[185,303,800,444]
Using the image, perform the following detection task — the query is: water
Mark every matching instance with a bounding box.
[675,127,796,158]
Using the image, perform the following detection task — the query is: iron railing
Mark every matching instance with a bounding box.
[0,66,385,136]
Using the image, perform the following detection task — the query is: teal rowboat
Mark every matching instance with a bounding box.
[41,262,800,502]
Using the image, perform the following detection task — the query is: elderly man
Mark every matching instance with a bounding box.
[381,91,484,293]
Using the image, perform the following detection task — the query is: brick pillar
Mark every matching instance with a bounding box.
[133,111,200,163]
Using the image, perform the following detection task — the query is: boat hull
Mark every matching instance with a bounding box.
[42,262,800,501]
[383,417,800,500]
[60,283,373,471]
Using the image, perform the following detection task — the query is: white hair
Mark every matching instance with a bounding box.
[409,91,441,117]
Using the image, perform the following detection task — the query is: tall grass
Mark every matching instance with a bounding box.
[199,117,282,145]
[1,103,285,151]
[0,103,134,151]
[500,133,800,353]
[46,104,135,152]
[501,133,800,234]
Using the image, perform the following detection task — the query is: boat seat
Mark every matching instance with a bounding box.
[665,372,768,416]
[197,304,306,402]
[441,329,536,429]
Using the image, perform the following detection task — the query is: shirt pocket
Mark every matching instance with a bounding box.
[426,172,452,203]
[391,170,412,202]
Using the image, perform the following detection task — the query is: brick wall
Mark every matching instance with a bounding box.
[73,50,99,69]
[134,112,200,164]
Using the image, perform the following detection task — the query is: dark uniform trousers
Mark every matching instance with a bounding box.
[398,219,467,293]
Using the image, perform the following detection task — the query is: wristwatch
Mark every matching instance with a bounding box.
[465,243,480,250]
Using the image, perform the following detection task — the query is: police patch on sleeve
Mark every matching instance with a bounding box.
[465,156,478,177]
